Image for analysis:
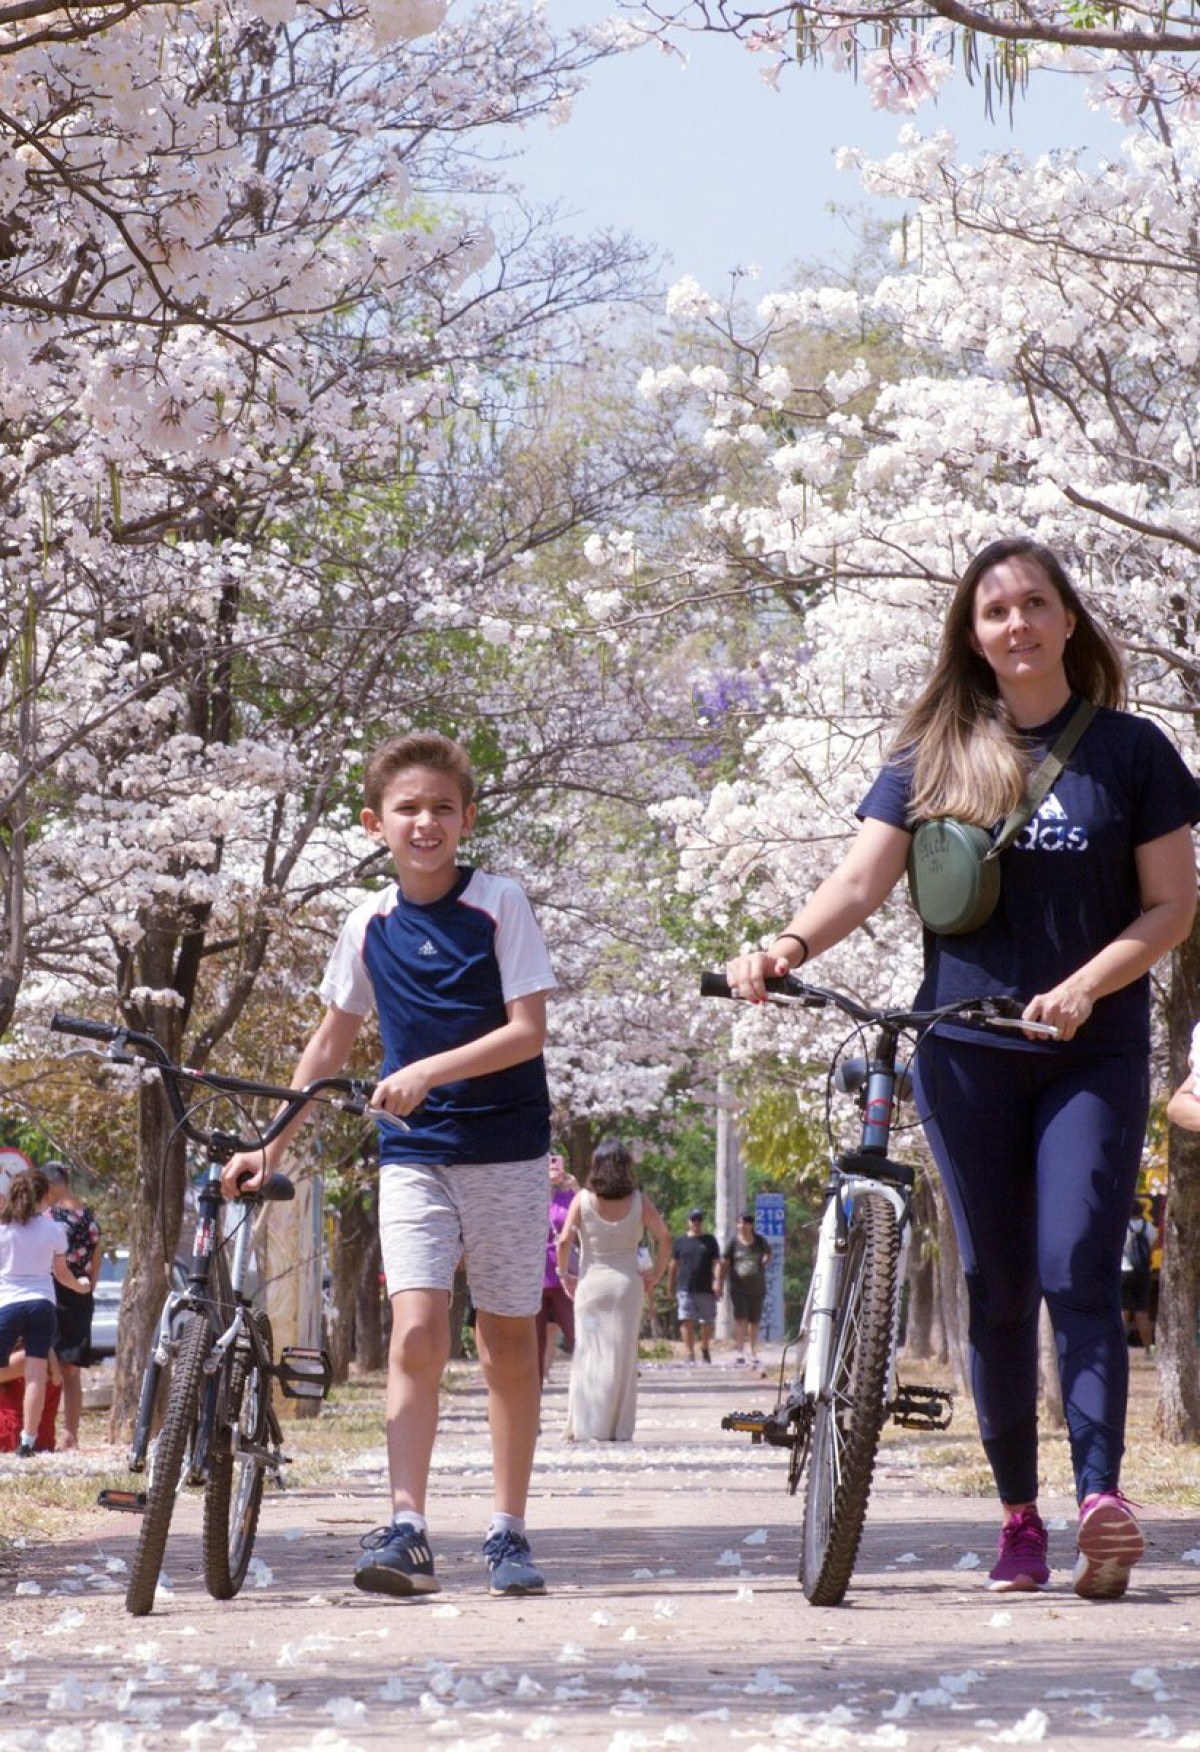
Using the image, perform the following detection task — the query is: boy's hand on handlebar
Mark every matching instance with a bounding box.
[1022,982,1092,1043]
[725,950,792,1004]
[370,1063,431,1119]
[220,1149,268,1201]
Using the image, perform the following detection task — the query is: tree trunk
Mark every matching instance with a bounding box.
[449,1264,471,1361]
[563,1117,594,1186]
[109,1059,189,1438]
[1038,1300,1065,1429]
[901,1174,940,1362]
[327,1190,376,1384]
[353,1221,385,1373]
[1156,923,1200,1442]
[931,1174,971,1393]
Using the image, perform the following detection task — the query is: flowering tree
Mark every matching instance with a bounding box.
[639,1,1200,107]
[2,0,711,1423]
[628,41,1200,1423]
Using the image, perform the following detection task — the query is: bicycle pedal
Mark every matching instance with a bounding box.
[276,1346,333,1401]
[891,1383,954,1430]
[721,1409,770,1440]
[98,1488,147,1514]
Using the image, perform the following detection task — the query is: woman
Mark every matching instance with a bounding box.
[0,1167,92,1456]
[722,1209,772,1367]
[728,538,1200,1600]
[44,1161,102,1449]
[558,1138,670,1442]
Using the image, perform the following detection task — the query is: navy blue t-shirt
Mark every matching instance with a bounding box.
[858,700,1200,1054]
[320,867,556,1164]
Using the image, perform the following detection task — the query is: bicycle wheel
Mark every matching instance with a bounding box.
[801,1190,899,1606]
[126,1310,211,1617]
[203,1310,273,1600]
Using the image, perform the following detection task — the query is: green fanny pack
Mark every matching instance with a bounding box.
[906,700,1097,936]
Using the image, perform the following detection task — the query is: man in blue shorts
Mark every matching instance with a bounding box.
[669,1209,720,1363]
[223,731,555,1600]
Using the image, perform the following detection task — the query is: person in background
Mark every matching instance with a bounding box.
[1165,1023,1200,1133]
[557,1138,670,1441]
[0,1167,91,1456]
[668,1208,720,1364]
[43,1161,102,1450]
[722,1208,772,1368]
[536,1153,577,1385]
[726,537,1200,1600]
[1120,1197,1159,1352]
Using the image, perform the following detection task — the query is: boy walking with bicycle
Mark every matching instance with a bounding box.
[222,731,555,1599]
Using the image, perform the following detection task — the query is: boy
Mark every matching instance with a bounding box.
[222,732,555,1599]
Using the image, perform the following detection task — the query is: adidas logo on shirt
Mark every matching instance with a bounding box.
[418,939,438,957]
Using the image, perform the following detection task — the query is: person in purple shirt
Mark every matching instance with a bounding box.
[536,1153,577,1383]
[726,539,1199,1603]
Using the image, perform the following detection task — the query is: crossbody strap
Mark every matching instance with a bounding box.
[985,699,1098,861]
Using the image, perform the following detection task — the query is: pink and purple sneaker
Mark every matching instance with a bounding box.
[987,1504,1050,1593]
[1073,1491,1144,1600]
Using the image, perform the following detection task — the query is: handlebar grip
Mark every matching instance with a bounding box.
[699,971,797,999]
[50,1013,118,1041]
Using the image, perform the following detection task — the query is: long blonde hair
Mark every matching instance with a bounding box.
[893,540,1125,826]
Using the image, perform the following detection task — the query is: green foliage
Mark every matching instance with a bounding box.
[627,1097,719,1232]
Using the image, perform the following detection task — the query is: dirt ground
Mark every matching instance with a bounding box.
[3,1351,1200,1750]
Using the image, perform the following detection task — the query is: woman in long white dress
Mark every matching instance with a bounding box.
[557,1139,670,1443]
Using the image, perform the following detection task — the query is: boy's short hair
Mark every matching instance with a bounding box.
[362,732,476,815]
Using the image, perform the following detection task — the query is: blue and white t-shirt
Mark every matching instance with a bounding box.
[858,699,1200,1054]
[321,867,556,1164]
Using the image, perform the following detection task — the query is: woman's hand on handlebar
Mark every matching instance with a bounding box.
[220,1149,269,1201]
[1022,981,1094,1043]
[725,949,793,1004]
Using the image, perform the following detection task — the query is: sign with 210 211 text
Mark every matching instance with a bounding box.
[755,1192,786,1343]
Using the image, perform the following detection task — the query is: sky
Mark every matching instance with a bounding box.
[505,2,1127,294]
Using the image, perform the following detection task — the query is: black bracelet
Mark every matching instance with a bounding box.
[775,932,809,966]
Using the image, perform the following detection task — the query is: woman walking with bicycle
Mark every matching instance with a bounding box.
[728,538,1199,1600]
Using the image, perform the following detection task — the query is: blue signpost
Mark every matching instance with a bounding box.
[755,1192,787,1343]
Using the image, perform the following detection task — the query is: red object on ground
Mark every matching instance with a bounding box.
[0,1377,61,1451]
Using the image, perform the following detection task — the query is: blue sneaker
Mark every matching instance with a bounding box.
[483,1527,546,1596]
[354,1522,439,1597]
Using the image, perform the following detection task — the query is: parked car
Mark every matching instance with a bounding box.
[88,1248,129,1360]
[88,1249,191,1361]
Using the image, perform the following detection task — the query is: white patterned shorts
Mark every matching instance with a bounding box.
[378,1155,548,1317]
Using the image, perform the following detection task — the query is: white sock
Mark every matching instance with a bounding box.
[392,1510,427,1534]
[488,1511,525,1539]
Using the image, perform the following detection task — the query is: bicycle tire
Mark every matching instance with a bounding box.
[202,1310,273,1600]
[126,1310,211,1617]
[801,1190,899,1606]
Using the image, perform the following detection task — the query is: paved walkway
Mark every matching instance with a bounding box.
[3,1354,1200,1748]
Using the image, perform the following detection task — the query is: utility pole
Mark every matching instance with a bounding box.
[714,1071,744,1339]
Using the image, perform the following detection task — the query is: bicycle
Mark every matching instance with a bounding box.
[700,971,1056,1606]
[50,1012,391,1617]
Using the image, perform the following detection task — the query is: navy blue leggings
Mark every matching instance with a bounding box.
[913,1035,1149,1506]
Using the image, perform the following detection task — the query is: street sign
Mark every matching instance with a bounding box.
[755,1192,787,1343]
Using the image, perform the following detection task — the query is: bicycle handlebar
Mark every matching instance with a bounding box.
[698,973,1058,1037]
[49,1012,395,1155]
